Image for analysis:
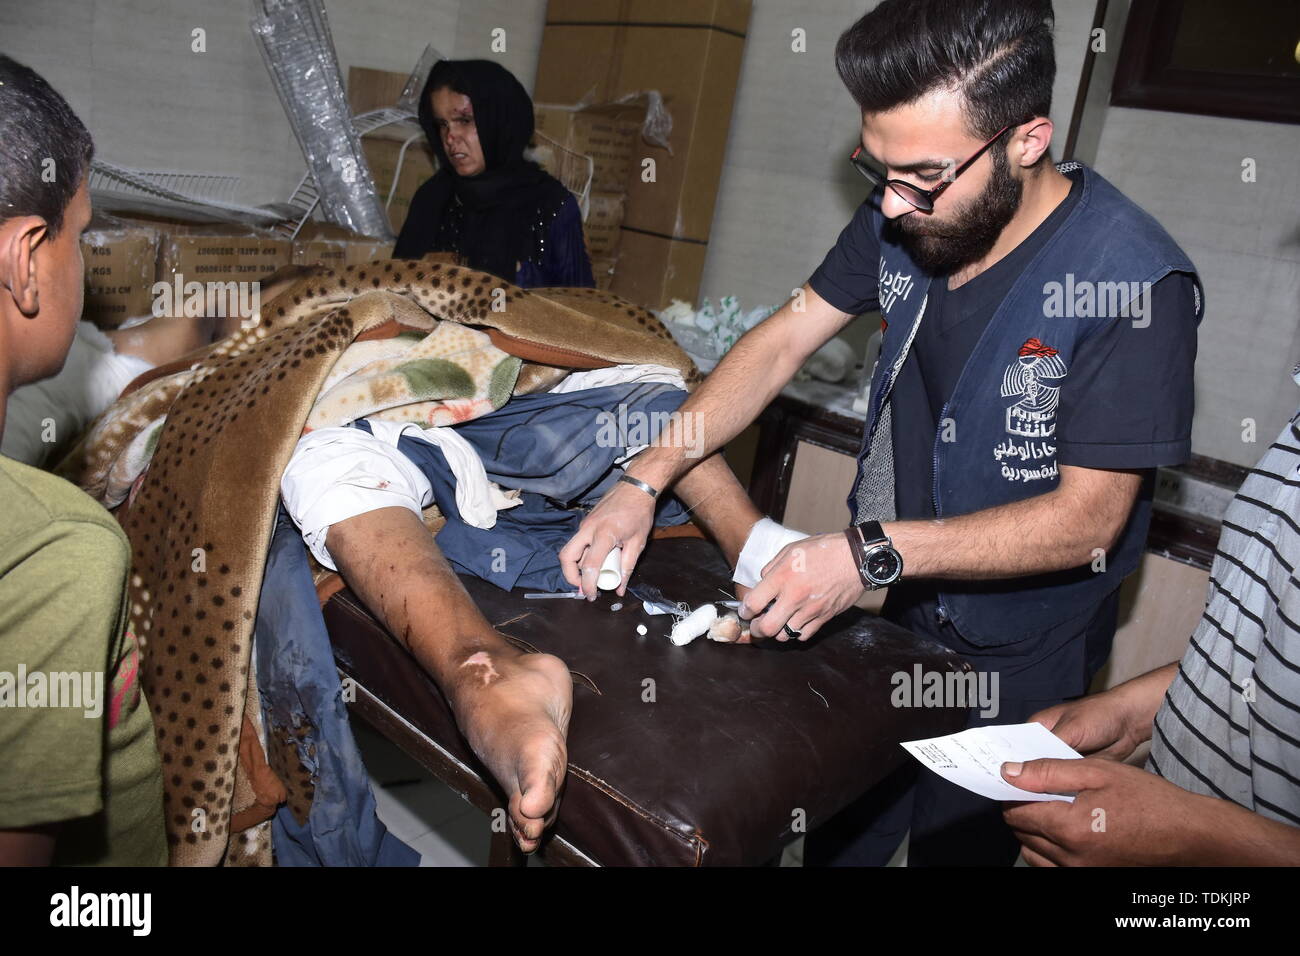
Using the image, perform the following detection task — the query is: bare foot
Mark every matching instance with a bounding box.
[323,509,573,851]
[447,644,572,852]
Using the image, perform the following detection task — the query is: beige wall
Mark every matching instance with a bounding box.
[1093,107,1300,467]
[698,1,1096,334]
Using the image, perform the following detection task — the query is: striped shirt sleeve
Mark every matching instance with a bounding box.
[1147,408,1300,827]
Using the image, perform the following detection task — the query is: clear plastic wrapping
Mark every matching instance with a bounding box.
[396,44,448,115]
[251,0,394,240]
[570,88,674,154]
[619,90,673,153]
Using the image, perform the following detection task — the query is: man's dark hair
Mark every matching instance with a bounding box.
[0,54,94,236]
[836,0,1056,140]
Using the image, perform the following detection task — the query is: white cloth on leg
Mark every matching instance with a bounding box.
[546,363,688,394]
[366,419,520,528]
[280,420,519,571]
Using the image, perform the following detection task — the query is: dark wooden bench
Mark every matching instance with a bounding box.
[325,536,969,866]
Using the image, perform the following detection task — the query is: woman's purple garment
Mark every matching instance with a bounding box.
[515,193,595,289]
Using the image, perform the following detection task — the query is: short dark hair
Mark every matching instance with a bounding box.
[0,54,94,237]
[835,0,1056,140]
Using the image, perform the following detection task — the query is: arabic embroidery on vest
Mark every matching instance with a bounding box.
[995,337,1066,483]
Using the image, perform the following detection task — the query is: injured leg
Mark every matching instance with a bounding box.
[327,505,572,853]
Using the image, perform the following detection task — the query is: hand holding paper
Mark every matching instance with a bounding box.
[900,722,1083,803]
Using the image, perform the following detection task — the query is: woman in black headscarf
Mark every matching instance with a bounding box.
[393,59,594,289]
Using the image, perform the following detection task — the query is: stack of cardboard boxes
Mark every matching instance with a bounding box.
[80,212,393,328]
[533,101,645,290]
[534,0,751,309]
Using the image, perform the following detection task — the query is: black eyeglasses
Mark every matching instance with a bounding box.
[850,123,1015,212]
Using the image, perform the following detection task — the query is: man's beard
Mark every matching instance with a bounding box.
[889,147,1023,276]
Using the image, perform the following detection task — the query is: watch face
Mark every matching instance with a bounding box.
[865,546,902,584]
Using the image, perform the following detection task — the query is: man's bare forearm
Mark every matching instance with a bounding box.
[1187,794,1300,865]
[886,468,1142,580]
[1124,662,1179,741]
[672,451,764,566]
[0,826,57,866]
[627,318,800,491]
[628,289,851,494]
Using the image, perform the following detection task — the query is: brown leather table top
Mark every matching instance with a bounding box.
[325,536,970,866]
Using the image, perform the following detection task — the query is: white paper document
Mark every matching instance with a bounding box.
[900,722,1083,803]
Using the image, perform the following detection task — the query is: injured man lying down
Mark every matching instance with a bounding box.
[278,350,762,853]
[65,254,767,860]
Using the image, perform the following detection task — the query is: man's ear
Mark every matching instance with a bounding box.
[0,217,48,316]
[1013,116,1054,170]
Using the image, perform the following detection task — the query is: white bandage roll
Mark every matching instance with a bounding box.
[597,546,624,591]
[670,603,718,646]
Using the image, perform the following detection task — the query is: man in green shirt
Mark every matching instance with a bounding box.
[0,54,166,866]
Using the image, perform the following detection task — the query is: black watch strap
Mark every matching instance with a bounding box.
[859,520,888,547]
[845,527,872,590]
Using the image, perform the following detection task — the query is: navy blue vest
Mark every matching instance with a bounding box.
[849,164,1203,646]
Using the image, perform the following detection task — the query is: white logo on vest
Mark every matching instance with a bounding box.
[996,338,1067,483]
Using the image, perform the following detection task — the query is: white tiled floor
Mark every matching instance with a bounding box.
[355,720,552,867]
[354,720,490,867]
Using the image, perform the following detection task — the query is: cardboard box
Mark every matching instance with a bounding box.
[534,0,750,250]
[292,236,349,270]
[292,223,394,269]
[361,129,437,235]
[344,238,395,265]
[582,191,626,258]
[610,229,708,311]
[158,232,292,284]
[80,216,161,328]
[534,103,643,194]
[348,66,411,116]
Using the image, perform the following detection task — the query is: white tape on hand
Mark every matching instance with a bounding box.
[732,518,807,588]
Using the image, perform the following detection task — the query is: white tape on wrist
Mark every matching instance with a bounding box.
[732,518,807,588]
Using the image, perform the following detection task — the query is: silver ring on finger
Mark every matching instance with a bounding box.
[782,623,802,639]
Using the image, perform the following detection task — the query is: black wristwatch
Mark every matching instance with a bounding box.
[844,521,904,589]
